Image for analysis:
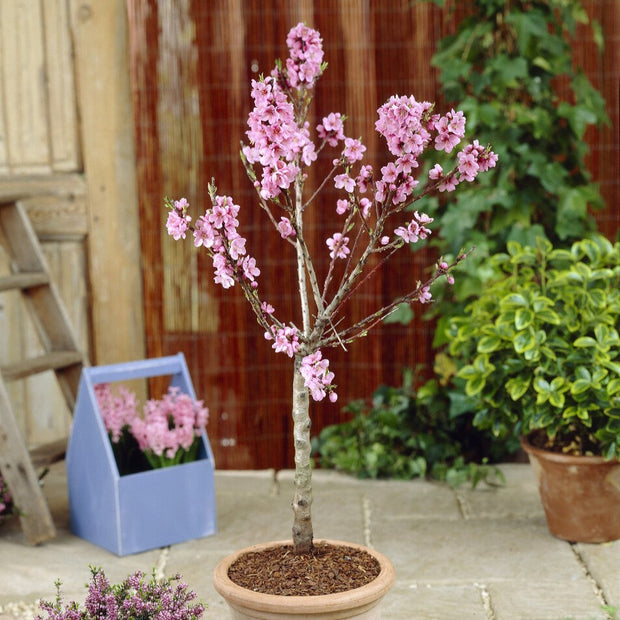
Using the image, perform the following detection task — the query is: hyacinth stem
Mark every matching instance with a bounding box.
[291,355,313,554]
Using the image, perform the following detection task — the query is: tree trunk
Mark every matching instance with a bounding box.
[291,354,313,554]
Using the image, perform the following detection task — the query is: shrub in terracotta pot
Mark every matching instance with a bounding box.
[165,22,496,617]
[447,234,620,541]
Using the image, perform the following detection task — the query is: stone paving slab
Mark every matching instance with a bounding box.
[487,580,607,620]
[576,541,620,608]
[0,462,617,620]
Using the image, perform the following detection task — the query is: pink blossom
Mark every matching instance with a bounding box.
[193,215,216,249]
[380,162,399,184]
[434,109,465,153]
[317,112,345,146]
[336,199,350,215]
[395,211,433,244]
[419,286,432,303]
[277,217,296,238]
[374,180,387,203]
[326,233,351,259]
[166,209,191,241]
[396,153,419,175]
[270,326,301,357]
[334,173,355,193]
[356,165,373,193]
[343,137,366,163]
[395,225,417,244]
[359,197,372,218]
[438,174,459,192]
[241,255,260,282]
[213,253,235,289]
[228,233,247,260]
[300,350,337,402]
[261,301,275,314]
[284,23,324,88]
[429,163,443,180]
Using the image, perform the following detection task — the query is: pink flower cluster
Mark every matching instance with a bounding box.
[243,78,315,200]
[94,383,137,443]
[166,198,191,240]
[177,194,260,289]
[264,325,301,358]
[430,139,498,192]
[300,350,337,402]
[284,22,324,88]
[96,383,209,466]
[394,211,434,244]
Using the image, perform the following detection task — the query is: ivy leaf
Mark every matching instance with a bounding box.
[557,101,598,139]
[384,303,414,325]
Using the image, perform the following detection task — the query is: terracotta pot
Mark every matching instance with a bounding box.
[522,436,620,543]
[213,539,395,619]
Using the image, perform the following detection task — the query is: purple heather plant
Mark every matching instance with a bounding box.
[165,23,497,554]
[0,471,13,524]
[35,566,205,620]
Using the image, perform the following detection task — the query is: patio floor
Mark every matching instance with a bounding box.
[0,462,618,619]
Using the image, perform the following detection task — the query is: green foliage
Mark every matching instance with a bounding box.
[447,235,620,458]
[314,370,510,487]
[413,0,609,316]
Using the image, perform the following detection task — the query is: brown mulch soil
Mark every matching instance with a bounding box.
[227,542,381,596]
[527,429,602,456]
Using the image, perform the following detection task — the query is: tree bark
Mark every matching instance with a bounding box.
[291,355,313,554]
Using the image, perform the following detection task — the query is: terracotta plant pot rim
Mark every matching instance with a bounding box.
[521,434,614,465]
[213,539,395,614]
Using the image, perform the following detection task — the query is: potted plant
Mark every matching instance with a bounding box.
[66,354,217,556]
[0,471,14,526]
[447,234,620,542]
[35,566,205,619]
[165,23,496,617]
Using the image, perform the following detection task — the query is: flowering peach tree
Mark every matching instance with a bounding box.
[165,23,497,554]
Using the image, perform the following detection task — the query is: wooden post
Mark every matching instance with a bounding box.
[70,0,145,364]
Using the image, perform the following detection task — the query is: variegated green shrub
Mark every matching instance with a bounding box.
[447,235,620,459]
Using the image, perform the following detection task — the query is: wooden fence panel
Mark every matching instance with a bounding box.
[128,0,619,470]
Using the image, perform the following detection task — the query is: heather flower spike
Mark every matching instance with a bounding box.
[165,23,496,554]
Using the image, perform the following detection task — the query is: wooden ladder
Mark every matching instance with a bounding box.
[0,200,85,544]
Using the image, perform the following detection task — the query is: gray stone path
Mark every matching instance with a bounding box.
[0,462,618,619]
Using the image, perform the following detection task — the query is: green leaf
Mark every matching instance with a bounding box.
[535,308,561,324]
[384,302,414,325]
[574,336,597,348]
[465,375,486,398]
[515,308,534,329]
[506,376,531,401]
[514,329,537,354]
[557,101,598,139]
[478,335,502,353]
[607,378,620,397]
[502,293,528,308]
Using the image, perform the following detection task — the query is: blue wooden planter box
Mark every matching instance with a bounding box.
[66,354,217,556]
